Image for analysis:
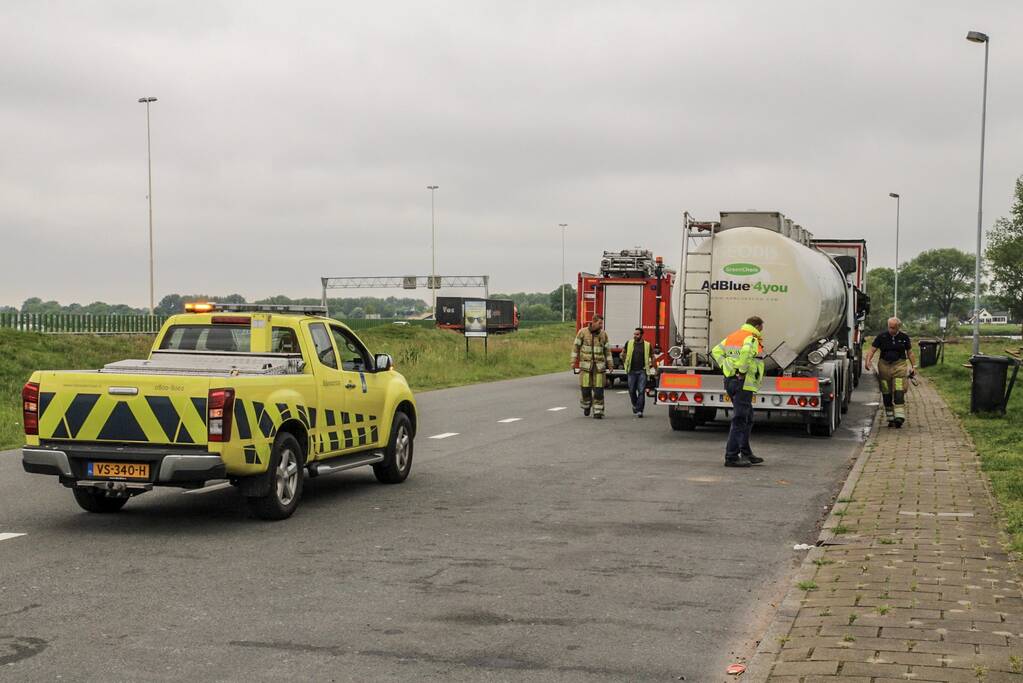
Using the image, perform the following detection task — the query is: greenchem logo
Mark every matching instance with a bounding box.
[722,262,761,276]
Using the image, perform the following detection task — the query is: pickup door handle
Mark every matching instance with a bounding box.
[345,382,357,389]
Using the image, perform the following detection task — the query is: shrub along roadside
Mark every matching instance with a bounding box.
[0,324,574,450]
[920,339,1023,552]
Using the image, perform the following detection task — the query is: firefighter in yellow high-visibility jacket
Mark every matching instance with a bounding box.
[711,315,766,468]
[571,315,613,418]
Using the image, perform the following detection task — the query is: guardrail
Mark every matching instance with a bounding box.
[0,313,171,334]
[0,313,569,334]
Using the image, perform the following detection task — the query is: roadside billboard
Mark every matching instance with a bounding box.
[464,299,487,338]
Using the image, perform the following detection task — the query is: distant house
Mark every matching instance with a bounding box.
[973,308,1010,324]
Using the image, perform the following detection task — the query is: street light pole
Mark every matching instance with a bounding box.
[967,30,989,356]
[427,185,439,314]
[138,96,157,316]
[559,224,568,322]
[888,193,900,318]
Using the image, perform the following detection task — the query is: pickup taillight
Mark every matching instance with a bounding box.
[208,388,235,442]
[23,382,40,436]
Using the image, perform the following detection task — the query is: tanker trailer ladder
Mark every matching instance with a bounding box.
[678,212,718,363]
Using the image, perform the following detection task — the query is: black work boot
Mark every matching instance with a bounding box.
[894,418,904,428]
[583,407,591,416]
[724,457,752,468]
[745,454,764,465]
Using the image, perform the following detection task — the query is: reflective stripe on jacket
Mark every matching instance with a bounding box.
[623,339,653,373]
[711,323,765,392]
[572,326,612,373]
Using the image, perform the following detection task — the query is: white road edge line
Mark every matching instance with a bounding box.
[616,390,628,394]
[428,432,459,439]
[0,533,27,542]
[547,407,567,411]
[497,417,523,423]
[183,481,233,495]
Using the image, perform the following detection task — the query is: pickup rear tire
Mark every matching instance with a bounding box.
[247,432,304,520]
[72,488,129,513]
[374,412,414,484]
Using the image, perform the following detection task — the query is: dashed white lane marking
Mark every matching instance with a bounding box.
[616,390,628,394]
[547,407,567,412]
[428,432,459,439]
[0,533,27,542]
[183,481,233,495]
[497,418,523,423]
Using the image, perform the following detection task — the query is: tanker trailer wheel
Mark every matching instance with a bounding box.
[669,406,696,431]
[808,391,839,437]
[840,362,852,414]
[694,407,717,426]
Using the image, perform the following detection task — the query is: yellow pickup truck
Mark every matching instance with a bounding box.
[21,303,418,520]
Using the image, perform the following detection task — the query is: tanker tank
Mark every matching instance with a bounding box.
[681,226,847,369]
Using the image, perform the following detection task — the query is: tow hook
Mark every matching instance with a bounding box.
[100,481,130,497]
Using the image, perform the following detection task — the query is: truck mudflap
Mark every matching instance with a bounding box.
[654,371,829,412]
[22,443,226,488]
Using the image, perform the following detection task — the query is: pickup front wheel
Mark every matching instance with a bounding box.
[247,432,305,520]
[374,412,414,484]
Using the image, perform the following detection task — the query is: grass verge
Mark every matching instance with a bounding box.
[920,339,1023,552]
[0,324,574,449]
[1,329,154,450]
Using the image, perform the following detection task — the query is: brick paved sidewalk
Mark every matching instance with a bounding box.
[746,376,1023,682]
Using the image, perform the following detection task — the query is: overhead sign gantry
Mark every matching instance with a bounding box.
[319,275,490,307]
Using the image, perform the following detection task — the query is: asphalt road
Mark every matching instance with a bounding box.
[0,372,875,682]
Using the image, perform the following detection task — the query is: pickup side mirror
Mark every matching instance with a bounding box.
[374,353,394,372]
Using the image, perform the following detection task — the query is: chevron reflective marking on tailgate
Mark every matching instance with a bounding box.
[39,392,206,444]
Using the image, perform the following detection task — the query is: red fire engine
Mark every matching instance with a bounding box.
[576,249,676,386]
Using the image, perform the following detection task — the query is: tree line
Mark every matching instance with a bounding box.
[864,174,1023,334]
[1,290,578,322]
[7,175,1021,331]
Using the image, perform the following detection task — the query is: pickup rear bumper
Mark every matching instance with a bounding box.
[22,444,226,487]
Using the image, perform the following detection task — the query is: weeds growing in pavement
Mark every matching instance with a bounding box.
[796,580,818,591]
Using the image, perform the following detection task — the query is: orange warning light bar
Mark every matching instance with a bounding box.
[776,377,820,393]
[184,302,215,313]
[660,373,703,389]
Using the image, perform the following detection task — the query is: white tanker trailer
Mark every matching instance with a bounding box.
[654,211,869,437]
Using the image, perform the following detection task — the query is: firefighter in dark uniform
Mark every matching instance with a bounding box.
[864,317,917,428]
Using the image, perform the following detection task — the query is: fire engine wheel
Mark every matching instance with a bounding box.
[72,488,130,513]
[668,406,697,431]
[247,432,305,520]
[374,412,414,484]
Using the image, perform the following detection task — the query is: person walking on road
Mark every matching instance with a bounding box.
[571,314,613,418]
[622,327,655,417]
[711,316,766,468]
[864,316,916,428]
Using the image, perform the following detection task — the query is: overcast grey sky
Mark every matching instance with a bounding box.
[2,1,1020,308]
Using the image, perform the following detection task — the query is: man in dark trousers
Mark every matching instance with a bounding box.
[864,316,916,428]
[622,327,655,417]
[711,316,766,467]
